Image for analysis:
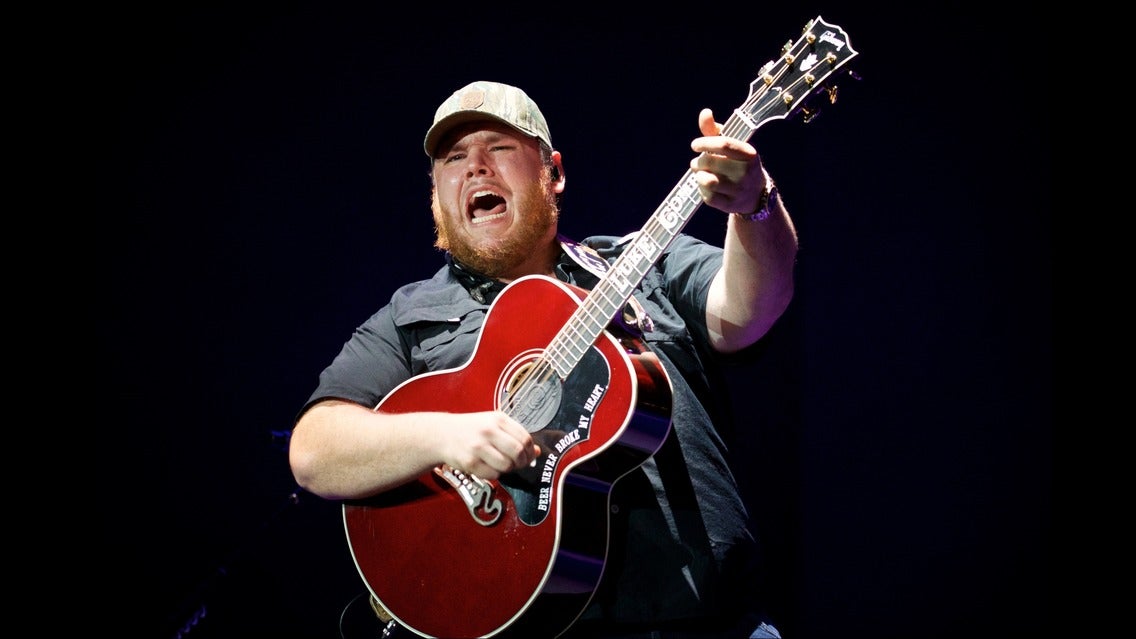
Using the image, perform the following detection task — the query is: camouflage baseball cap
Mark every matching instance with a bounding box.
[424,81,552,157]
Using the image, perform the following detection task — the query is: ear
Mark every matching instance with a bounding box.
[550,150,566,194]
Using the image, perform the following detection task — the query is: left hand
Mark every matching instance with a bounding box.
[690,108,768,216]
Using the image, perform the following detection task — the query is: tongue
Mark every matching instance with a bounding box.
[474,203,506,218]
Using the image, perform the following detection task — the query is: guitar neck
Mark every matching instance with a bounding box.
[543,106,770,379]
[544,15,858,378]
[545,167,705,380]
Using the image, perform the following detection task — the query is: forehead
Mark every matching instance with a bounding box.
[436,121,536,154]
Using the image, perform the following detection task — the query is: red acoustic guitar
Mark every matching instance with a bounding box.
[343,16,858,638]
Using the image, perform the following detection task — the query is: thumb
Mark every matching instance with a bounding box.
[698,108,721,136]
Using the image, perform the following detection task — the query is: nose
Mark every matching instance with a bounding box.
[464,147,494,177]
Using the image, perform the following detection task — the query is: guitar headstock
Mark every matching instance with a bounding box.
[741,16,859,129]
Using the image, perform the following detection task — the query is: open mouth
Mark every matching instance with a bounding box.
[469,190,507,224]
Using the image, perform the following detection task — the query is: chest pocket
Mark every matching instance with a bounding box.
[404,308,487,376]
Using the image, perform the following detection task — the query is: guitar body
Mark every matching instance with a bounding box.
[343,275,673,638]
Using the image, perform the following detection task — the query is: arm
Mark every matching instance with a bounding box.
[290,399,541,501]
[690,108,799,353]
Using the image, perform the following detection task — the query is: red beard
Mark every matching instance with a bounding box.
[431,172,559,279]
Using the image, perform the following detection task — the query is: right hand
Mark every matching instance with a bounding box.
[439,411,541,479]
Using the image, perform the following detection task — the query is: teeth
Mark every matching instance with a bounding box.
[472,190,494,198]
[471,211,506,224]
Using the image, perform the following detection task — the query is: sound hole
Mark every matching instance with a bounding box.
[502,360,561,433]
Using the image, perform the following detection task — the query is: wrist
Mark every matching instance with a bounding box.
[734,171,778,222]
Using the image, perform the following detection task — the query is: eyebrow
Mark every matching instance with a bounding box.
[450,131,515,153]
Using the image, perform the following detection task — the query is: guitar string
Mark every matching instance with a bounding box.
[499,26,827,438]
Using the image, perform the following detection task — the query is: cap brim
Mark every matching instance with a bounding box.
[424,111,532,157]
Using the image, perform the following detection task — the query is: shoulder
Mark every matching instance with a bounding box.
[580,232,720,266]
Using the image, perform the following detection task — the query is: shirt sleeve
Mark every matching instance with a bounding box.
[296,303,413,421]
[652,234,724,346]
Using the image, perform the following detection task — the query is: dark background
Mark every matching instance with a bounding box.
[100,5,1050,639]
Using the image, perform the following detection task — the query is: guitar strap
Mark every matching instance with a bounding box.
[558,234,611,280]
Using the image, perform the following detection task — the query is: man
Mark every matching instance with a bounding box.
[289,80,797,638]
